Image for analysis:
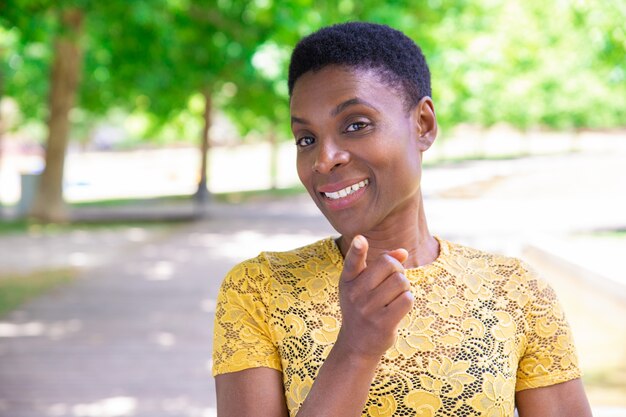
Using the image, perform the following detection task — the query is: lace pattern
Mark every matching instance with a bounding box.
[212,237,581,416]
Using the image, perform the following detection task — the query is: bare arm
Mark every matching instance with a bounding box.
[216,236,414,417]
[293,340,381,417]
[296,237,412,417]
[216,367,289,417]
[216,354,380,417]
[515,378,592,417]
[215,353,378,417]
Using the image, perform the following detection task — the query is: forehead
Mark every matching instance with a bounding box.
[290,66,404,115]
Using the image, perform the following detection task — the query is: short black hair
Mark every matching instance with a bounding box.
[288,22,431,110]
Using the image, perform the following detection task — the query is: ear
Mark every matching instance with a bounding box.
[412,96,438,151]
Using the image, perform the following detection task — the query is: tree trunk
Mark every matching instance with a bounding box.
[194,87,212,206]
[30,8,83,223]
[269,128,278,190]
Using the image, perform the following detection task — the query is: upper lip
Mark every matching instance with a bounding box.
[317,178,368,194]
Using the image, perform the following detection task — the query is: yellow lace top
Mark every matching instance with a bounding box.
[212,237,581,416]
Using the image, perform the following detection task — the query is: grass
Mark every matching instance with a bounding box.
[0,186,309,236]
[0,268,78,317]
[213,184,306,203]
[585,367,626,406]
[0,218,176,237]
[575,228,626,240]
[591,229,626,239]
[72,185,308,205]
[423,152,528,168]
[71,194,190,208]
[70,185,307,206]
[0,219,32,235]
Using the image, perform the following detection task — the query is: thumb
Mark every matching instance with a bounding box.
[342,235,368,282]
[387,248,409,265]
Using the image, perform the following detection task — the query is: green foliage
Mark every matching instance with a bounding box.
[1,0,624,145]
[0,268,77,317]
[0,20,52,123]
[425,0,626,130]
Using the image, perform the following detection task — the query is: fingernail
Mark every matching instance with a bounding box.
[353,236,363,250]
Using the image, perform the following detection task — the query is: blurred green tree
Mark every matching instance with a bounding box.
[2,0,281,218]
[1,0,624,223]
[2,2,84,222]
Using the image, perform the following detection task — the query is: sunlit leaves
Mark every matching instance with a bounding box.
[1,0,625,145]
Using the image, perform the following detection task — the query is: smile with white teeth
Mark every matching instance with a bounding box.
[323,179,369,200]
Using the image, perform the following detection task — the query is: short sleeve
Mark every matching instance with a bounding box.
[212,257,281,376]
[515,265,582,391]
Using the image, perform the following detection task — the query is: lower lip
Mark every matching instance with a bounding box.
[320,184,368,211]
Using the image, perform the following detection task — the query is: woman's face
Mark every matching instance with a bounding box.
[290,66,430,237]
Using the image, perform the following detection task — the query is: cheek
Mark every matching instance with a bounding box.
[296,156,311,188]
[379,140,422,187]
[400,152,423,190]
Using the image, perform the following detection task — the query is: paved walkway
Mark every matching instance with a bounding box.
[1,152,625,416]
[0,197,336,417]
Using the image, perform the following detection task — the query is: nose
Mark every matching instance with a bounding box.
[313,138,349,173]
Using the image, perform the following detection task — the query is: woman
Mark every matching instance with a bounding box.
[212,22,592,417]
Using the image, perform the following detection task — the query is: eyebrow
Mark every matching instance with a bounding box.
[332,97,379,117]
[291,97,380,126]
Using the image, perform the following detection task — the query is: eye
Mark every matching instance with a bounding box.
[296,136,315,148]
[345,121,368,132]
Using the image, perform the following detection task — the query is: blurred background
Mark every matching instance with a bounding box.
[0,0,624,416]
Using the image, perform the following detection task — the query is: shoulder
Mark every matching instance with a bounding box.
[260,236,341,269]
[442,239,536,279]
[221,237,340,288]
[442,239,553,302]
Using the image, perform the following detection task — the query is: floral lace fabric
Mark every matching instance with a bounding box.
[212,237,581,416]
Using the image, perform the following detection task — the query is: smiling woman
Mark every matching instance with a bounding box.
[290,66,433,242]
[212,22,592,417]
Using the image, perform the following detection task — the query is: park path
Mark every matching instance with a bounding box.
[0,196,336,417]
[1,152,625,416]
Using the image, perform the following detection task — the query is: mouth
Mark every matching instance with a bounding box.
[320,179,369,200]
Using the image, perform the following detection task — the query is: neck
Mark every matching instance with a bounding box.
[337,193,439,269]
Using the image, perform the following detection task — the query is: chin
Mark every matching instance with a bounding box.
[325,215,367,239]
[310,190,373,237]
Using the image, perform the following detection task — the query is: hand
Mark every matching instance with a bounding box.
[336,235,415,360]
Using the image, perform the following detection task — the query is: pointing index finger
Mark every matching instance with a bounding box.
[342,235,368,282]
